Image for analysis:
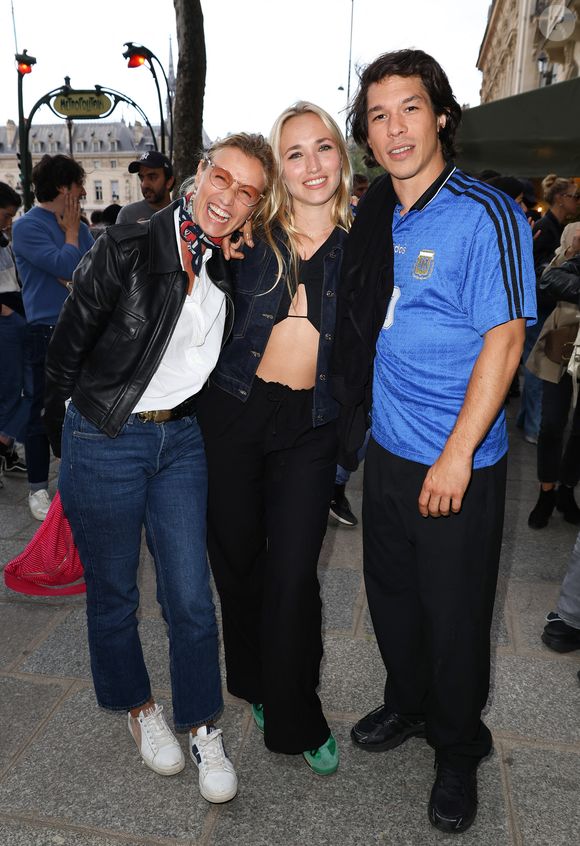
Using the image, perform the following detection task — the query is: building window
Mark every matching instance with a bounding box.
[110,180,119,202]
[92,141,101,152]
[75,141,85,152]
[93,160,101,169]
[95,180,103,201]
[110,140,118,152]
[48,141,58,153]
[110,160,117,169]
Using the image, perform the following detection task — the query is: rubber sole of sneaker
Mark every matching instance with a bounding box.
[328,508,358,527]
[146,758,185,775]
[200,784,237,803]
[541,631,580,653]
[4,463,27,474]
[140,753,185,776]
[350,723,426,752]
[199,782,238,803]
[428,806,477,834]
[302,753,339,776]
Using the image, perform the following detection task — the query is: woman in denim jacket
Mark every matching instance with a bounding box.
[198,102,351,775]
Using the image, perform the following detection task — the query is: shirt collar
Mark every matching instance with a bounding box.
[406,162,456,213]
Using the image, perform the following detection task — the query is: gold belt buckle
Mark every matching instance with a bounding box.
[138,409,172,423]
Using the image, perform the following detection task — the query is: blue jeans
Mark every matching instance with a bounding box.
[59,403,222,730]
[0,311,30,442]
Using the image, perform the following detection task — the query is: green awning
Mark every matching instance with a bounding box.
[456,77,580,177]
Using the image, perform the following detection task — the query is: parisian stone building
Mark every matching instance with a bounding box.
[1,119,165,218]
[478,0,580,103]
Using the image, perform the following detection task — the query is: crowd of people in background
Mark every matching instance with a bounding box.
[1,45,580,837]
[472,168,580,668]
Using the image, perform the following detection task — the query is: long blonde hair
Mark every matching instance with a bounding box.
[262,102,352,293]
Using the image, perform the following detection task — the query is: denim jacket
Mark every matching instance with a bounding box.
[210,228,345,427]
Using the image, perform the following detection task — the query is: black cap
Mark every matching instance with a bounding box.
[128,151,173,178]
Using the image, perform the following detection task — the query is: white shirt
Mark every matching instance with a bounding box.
[133,209,226,412]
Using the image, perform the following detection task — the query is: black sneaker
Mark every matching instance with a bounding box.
[542,612,580,652]
[3,445,27,474]
[351,704,426,751]
[528,487,556,529]
[329,484,358,527]
[428,766,478,833]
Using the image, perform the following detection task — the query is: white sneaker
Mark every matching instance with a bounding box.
[128,704,185,776]
[29,489,51,521]
[190,725,238,803]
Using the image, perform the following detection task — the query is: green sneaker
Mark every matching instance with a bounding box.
[252,703,264,733]
[303,733,339,776]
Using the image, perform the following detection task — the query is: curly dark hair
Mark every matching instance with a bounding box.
[31,154,86,202]
[348,49,462,167]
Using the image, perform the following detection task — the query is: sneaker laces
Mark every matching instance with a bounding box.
[197,728,228,773]
[140,705,175,752]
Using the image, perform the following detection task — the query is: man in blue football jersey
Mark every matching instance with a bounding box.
[334,51,536,834]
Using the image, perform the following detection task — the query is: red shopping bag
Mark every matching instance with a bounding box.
[4,491,86,595]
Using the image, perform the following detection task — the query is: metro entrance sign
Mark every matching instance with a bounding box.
[17,77,159,210]
[51,90,112,119]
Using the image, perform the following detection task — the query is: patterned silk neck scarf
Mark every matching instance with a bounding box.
[178,192,223,277]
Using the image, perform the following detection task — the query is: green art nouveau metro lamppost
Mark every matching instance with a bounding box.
[122,42,173,161]
[15,49,36,210]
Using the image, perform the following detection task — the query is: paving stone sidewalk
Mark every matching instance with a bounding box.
[1,404,579,846]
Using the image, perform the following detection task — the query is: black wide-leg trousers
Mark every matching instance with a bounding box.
[363,438,507,771]
[198,380,337,754]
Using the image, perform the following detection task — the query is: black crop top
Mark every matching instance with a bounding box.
[274,228,341,332]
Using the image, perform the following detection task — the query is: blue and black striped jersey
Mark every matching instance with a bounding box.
[372,165,536,469]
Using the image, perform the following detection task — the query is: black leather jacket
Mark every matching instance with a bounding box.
[44,201,234,440]
[540,255,580,305]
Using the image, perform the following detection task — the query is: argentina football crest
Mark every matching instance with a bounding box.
[413,249,435,280]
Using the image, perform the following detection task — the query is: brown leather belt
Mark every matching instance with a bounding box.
[136,394,197,424]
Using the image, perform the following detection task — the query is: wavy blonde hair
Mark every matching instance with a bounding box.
[261,101,352,293]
